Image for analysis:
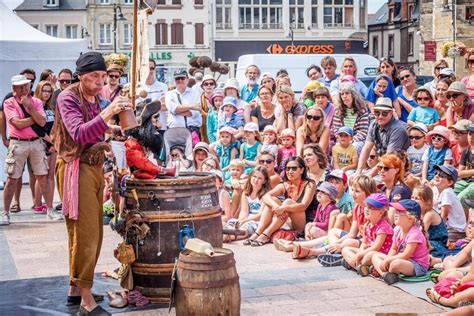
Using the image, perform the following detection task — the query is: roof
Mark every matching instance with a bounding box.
[368,3,388,26]
[15,0,86,11]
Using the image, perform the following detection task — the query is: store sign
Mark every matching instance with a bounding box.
[150,52,172,60]
[424,41,437,62]
[266,43,335,55]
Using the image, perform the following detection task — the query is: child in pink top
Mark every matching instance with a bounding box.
[371,199,430,285]
[277,128,297,176]
[305,182,339,239]
[342,193,393,271]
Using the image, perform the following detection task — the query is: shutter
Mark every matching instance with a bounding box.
[162,24,168,45]
[155,23,161,45]
[195,23,204,45]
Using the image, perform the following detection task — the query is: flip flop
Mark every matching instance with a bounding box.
[9,204,21,213]
[426,288,442,304]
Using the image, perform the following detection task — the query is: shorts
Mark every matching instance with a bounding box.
[5,139,48,179]
[241,220,258,236]
[448,228,466,243]
[410,259,428,277]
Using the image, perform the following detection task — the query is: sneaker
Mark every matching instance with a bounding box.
[341,258,353,270]
[55,203,63,211]
[0,213,11,226]
[33,205,47,214]
[382,272,400,285]
[47,209,64,221]
[317,253,343,267]
[357,265,370,277]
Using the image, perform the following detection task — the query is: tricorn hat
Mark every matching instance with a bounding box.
[140,100,161,124]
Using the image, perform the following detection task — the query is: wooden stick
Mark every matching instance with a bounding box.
[130,0,139,106]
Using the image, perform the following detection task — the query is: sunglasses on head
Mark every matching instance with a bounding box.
[417,97,431,102]
[431,135,445,142]
[447,93,461,99]
[285,166,299,172]
[373,111,390,117]
[409,135,424,140]
[58,79,71,84]
[259,159,274,165]
[377,165,392,172]
[108,74,120,79]
[400,74,411,80]
[306,114,322,121]
[203,82,215,87]
[435,171,450,179]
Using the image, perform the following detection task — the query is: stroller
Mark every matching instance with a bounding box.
[162,128,193,168]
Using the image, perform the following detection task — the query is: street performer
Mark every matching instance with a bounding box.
[54,52,131,316]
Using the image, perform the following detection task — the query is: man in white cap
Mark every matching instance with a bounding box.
[1,75,51,226]
[356,97,410,175]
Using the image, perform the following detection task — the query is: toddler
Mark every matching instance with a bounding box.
[422,125,453,183]
[304,182,339,241]
[261,125,279,158]
[332,126,357,173]
[407,88,440,130]
[239,122,262,175]
[207,90,224,144]
[210,126,239,178]
[407,123,429,180]
[277,128,297,175]
[327,170,355,231]
[218,96,245,135]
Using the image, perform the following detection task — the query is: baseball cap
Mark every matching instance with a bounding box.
[327,169,348,184]
[243,122,259,133]
[317,182,338,201]
[11,75,31,86]
[390,199,422,220]
[193,142,210,154]
[439,68,455,76]
[263,125,277,135]
[305,80,323,93]
[337,126,353,137]
[434,165,458,182]
[365,193,390,209]
[409,122,429,135]
[341,75,356,83]
[373,97,393,111]
[449,119,471,132]
[173,69,188,79]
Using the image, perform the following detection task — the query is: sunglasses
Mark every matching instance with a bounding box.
[58,79,71,84]
[431,135,446,142]
[108,75,120,79]
[447,93,461,99]
[468,59,474,64]
[453,130,468,136]
[373,111,390,117]
[369,155,377,159]
[306,114,322,121]
[175,77,186,81]
[259,92,271,96]
[435,66,446,70]
[149,67,156,71]
[377,165,392,172]
[400,74,411,80]
[409,135,424,140]
[285,166,299,172]
[417,97,431,102]
[171,153,179,158]
[435,171,450,179]
[259,159,274,165]
[203,82,215,87]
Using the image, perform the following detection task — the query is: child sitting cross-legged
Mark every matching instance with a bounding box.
[332,126,358,175]
[369,199,430,285]
[326,170,355,232]
[340,193,394,272]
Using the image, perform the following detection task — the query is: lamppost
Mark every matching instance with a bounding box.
[288,18,295,53]
[113,3,126,53]
[452,0,457,72]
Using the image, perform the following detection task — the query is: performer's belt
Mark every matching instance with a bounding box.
[10,136,39,141]
[79,143,110,166]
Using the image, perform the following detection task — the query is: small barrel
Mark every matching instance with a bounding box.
[175,248,241,316]
[124,172,223,304]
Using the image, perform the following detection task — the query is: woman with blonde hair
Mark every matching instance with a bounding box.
[330,56,368,97]
[275,85,306,132]
[295,106,330,155]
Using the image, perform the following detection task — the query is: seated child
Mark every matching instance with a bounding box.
[304,182,339,240]
[277,128,297,176]
[218,96,245,133]
[422,126,453,184]
[224,159,246,219]
[168,145,193,172]
[240,122,262,175]
[332,126,357,174]
[406,123,429,183]
[407,88,440,130]
[326,170,355,231]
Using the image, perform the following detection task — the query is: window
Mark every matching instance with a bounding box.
[172,0,181,4]
[195,0,203,4]
[45,0,58,6]
[388,34,394,57]
[408,4,414,20]
[408,33,414,56]
[289,0,305,29]
[155,23,168,45]
[45,25,58,37]
[323,0,353,27]
[157,0,166,4]
[195,23,204,45]
[388,8,394,23]
[99,24,112,45]
[31,24,39,29]
[372,36,379,58]
[171,23,183,45]
[99,0,110,4]
[238,0,283,29]
[124,0,133,4]
[311,0,318,27]
[65,25,78,39]
[216,0,232,29]
[124,23,133,45]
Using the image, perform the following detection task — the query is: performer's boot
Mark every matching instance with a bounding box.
[158,165,177,177]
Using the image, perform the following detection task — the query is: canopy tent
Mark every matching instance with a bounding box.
[0,2,88,185]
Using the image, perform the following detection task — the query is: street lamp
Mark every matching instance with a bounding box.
[288,18,295,53]
[451,0,457,72]
[113,3,126,53]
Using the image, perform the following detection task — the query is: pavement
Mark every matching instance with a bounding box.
[0,186,449,315]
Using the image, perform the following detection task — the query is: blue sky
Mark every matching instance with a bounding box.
[368,0,386,14]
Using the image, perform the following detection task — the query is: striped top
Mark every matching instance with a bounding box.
[57,89,108,147]
[331,108,370,144]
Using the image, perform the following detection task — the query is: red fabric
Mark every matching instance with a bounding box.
[125,138,161,179]
[271,230,298,243]
[63,157,80,220]
[434,277,474,298]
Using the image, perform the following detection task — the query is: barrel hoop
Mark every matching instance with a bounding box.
[124,187,216,199]
[126,173,215,186]
[177,276,239,289]
[146,210,222,223]
[177,260,235,271]
[132,262,175,274]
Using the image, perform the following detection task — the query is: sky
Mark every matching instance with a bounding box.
[3,0,387,15]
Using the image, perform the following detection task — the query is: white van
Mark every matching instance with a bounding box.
[235,54,379,94]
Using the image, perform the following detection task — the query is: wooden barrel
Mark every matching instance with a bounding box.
[124,172,223,303]
[175,248,240,316]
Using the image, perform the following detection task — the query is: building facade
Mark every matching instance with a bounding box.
[368,0,421,71]
[213,0,368,68]
[15,0,88,42]
[418,0,474,76]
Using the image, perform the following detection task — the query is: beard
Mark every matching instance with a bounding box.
[247,79,256,85]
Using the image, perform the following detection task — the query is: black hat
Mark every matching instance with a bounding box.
[140,100,161,123]
[174,69,188,79]
[76,52,107,75]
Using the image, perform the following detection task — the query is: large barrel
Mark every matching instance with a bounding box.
[124,172,223,303]
[175,248,240,316]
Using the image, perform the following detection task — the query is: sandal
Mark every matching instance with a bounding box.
[243,233,259,246]
[9,204,21,213]
[357,264,371,277]
[250,233,270,247]
[292,244,312,259]
[273,239,294,252]
[426,288,442,304]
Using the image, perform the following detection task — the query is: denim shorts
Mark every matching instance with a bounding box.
[410,259,428,277]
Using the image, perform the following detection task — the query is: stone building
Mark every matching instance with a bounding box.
[418,0,474,76]
[368,0,421,71]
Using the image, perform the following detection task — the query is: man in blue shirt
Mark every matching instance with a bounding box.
[319,56,339,87]
[240,65,260,103]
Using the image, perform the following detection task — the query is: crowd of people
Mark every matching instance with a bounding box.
[1,52,474,314]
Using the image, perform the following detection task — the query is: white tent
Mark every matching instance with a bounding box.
[0,2,88,185]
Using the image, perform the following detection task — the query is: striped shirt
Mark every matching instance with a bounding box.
[331,108,370,144]
[57,89,108,146]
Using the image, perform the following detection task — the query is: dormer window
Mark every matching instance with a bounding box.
[44,0,59,7]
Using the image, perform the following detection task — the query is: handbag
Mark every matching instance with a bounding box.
[114,242,136,264]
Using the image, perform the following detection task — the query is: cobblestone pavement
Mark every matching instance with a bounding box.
[0,186,447,315]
